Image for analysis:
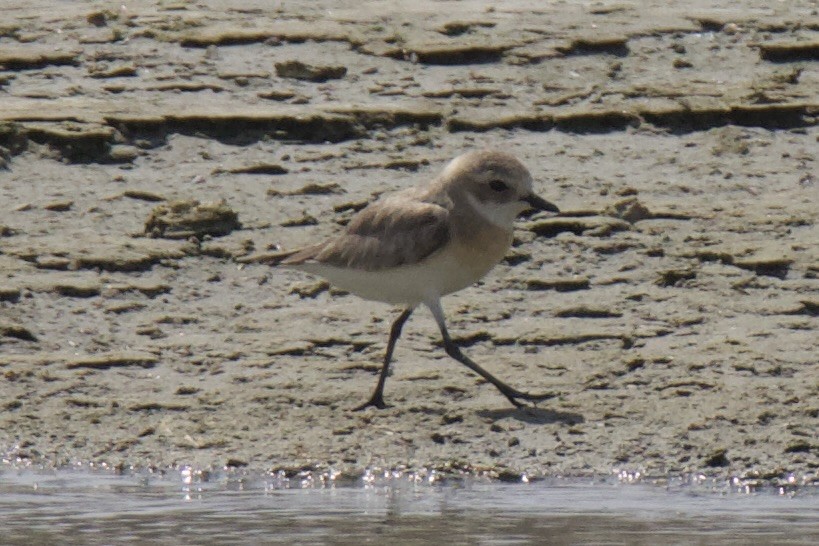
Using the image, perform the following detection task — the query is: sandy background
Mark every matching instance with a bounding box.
[1,1,817,486]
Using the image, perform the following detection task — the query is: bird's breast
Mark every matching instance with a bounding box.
[451,224,514,281]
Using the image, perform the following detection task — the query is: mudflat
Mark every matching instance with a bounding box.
[1,1,816,486]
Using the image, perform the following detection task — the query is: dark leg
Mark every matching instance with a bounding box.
[353,307,414,410]
[427,300,554,408]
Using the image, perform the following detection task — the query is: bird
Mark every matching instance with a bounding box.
[279,149,560,410]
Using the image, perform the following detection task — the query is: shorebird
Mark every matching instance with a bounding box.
[280,150,560,410]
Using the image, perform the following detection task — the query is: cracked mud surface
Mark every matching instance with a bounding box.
[1,1,817,486]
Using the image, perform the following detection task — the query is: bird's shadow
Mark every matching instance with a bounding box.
[477,407,584,425]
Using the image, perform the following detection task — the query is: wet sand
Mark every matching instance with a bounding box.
[1,1,817,486]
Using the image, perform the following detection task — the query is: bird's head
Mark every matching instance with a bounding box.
[442,150,559,228]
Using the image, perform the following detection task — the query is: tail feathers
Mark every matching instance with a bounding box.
[279,243,325,266]
[234,248,303,266]
[235,243,328,266]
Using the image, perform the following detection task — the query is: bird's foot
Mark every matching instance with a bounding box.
[504,389,556,409]
[352,395,388,411]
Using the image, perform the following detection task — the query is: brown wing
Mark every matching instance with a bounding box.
[282,193,451,271]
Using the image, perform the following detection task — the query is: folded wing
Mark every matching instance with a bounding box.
[282,194,451,271]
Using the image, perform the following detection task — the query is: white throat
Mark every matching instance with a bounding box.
[465,193,519,229]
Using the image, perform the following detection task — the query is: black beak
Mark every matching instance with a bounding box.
[523,193,560,214]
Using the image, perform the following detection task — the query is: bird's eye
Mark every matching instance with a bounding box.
[488,180,509,192]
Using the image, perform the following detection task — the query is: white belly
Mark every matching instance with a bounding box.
[290,244,501,306]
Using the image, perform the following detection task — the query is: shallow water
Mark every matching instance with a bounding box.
[1,469,817,545]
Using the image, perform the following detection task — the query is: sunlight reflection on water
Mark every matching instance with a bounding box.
[1,468,817,545]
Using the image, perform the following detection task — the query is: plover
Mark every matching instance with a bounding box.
[280,150,560,409]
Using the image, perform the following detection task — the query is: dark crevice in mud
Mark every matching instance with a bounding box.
[0,123,28,155]
[411,46,507,65]
[0,288,21,303]
[447,115,554,133]
[325,108,442,131]
[641,103,815,133]
[449,103,816,136]
[1,102,444,162]
[373,44,510,65]
[0,51,80,70]
[758,42,819,62]
[729,104,815,129]
[178,28,357,49]
[691,251,793,280]
[0,323,37,342]
[527,216,630,238]
[0,100,815,164]
[642,103,817,132]
[73,255,163,273]
[733,261,791,280]
[0,121,125,164]
[692,18,728,32]
[111,117,362,147]
[656,269,697,287]
[108,108,441,152]
[118,110,370,145]
[640,109,732,133]
[23,127,113,163]
[180,33,279,47]
[556,38,630,57]
[703,449,730,468]
[555,111,640,133]
[790,301,819,317]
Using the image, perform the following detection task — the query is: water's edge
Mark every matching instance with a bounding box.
[2,467,817,545]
